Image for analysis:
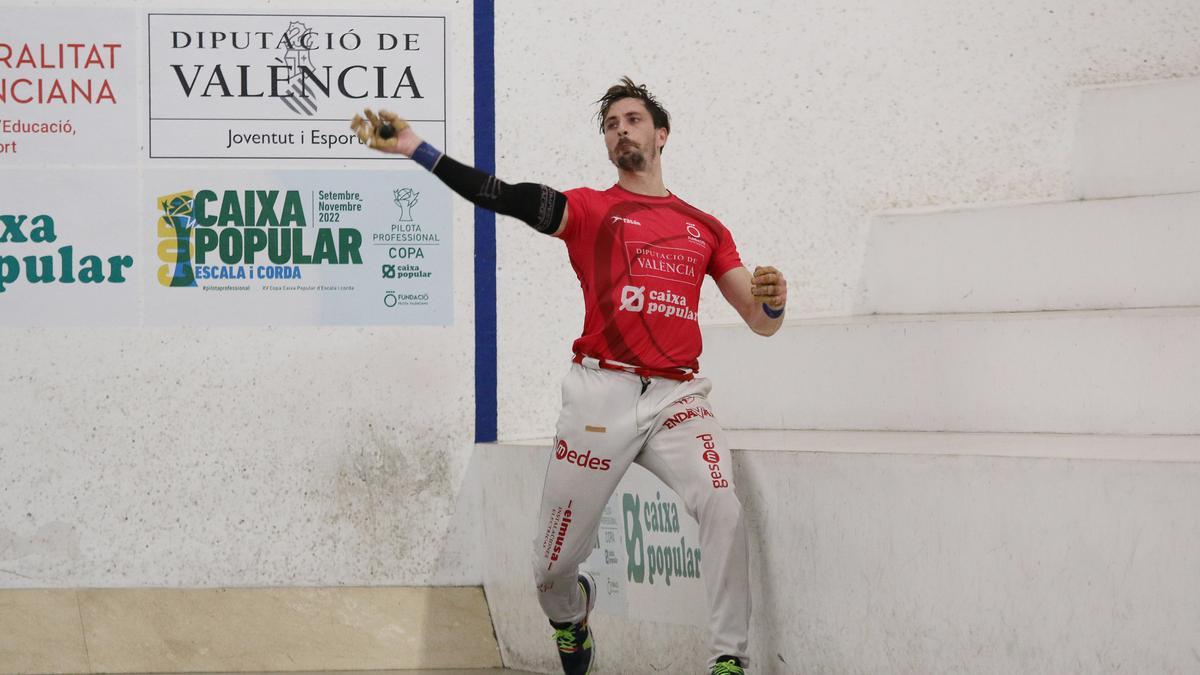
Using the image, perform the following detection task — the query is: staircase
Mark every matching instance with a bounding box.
[699,75,1200,673]
[482,77,1200,674]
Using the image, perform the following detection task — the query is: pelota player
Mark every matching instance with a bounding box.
[353,77,787,675]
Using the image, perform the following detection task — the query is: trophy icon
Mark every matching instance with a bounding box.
[157,192,197,288]
[393,188,419,222]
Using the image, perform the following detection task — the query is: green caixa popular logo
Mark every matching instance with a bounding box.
[154,188,363,287]
[0,212,134,294]
[622,490,702,587]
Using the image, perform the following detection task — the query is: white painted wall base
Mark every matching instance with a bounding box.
[481,434,1200,674]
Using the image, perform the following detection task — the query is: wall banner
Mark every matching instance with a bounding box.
[2,8,455,326]
[144,169,452,325]
[0,7,137,164]
[147,13,447,160]
[0,169,141,325]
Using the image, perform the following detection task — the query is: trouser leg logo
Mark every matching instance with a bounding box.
[543,500,575,569]
[549,501,573,565]
[555,439,611,471]
[698,433,729,489]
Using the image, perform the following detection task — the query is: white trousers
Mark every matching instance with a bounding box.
[532,362,751,666]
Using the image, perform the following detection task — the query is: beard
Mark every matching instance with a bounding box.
[614,141,649,171]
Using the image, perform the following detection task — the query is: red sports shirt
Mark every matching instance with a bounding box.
[558,185,743,376]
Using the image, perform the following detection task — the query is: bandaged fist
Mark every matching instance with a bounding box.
[751,265,787,310]
[350,108,419,155]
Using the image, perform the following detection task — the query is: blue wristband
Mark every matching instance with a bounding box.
[411,141,443,171]
[762,303,784,319]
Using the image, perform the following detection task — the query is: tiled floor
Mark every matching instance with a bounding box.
[3,666,541,674]
[0,587,508,674]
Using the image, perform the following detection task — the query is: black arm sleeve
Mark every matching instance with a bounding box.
[431,153,567,235]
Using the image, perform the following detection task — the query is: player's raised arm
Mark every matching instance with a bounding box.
[351,109,568,237]
[715,265,787,336]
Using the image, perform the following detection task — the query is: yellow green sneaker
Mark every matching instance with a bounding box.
[712,655,745,674]
[549,572,596,674]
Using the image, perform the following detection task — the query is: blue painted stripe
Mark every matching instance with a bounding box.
[474,0,498,443]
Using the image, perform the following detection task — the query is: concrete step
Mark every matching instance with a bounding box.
[701,306,1200,435]
[1072,77,1200,199]
[859,191,1200,315]
[481,434,1200,674]
[0,587,501,674]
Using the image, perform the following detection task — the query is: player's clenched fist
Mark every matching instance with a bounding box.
[751,265,787,310]
[350,109,421,155]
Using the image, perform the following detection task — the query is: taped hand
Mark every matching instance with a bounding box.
[751,265,787,310]
[350,109,418,155]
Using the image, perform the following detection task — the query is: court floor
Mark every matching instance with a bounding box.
[165,671,539,675]
[162,667,537,672]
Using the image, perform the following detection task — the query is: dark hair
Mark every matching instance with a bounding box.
[596,76,671,138]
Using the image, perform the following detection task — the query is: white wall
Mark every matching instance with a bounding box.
[484,439,1200,674]
[493,0,1200,440]
[0,0,481,588]
[4,0,1199,597]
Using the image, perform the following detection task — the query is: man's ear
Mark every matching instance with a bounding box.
[657,127,669,153]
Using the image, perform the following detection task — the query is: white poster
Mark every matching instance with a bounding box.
[143,168,452,325]
[0,7,137,164]
[0,169,141,325]
[147,12,447,160]
[2,7,457,327]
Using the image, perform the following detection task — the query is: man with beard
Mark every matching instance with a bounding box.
[352,77,787,675]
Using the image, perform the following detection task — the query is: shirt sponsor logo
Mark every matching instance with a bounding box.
[619,284,645,312]
[626,241,701,286]
[645,289,697,321]
[617,285,698,322]
[681,219,705,248]
[611,215,642,227]
[684,222,709,249]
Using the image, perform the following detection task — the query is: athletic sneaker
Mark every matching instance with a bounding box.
[711,655,745,674]
[549,572,597,675]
